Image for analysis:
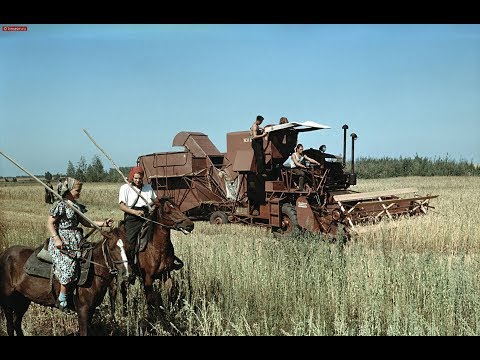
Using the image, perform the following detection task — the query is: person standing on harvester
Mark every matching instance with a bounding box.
[250,115,268,177]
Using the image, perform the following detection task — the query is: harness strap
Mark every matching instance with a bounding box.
[130,184,143,208]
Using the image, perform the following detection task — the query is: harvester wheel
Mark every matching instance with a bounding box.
[209,211,229,225]
[277,203,300,235]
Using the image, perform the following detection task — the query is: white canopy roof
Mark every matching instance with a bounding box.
[264,120,331,133]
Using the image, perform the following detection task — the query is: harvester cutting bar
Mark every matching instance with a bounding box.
[348,195,436,209]
[335,194,438,229]
[333,188,418,202]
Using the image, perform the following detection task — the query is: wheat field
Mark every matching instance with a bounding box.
[0,176,479,335]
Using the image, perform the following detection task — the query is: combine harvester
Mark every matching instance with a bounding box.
[137,121,438,236]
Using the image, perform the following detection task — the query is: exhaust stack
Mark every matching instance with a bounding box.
[350,133,357,173]
[342,124,348,168]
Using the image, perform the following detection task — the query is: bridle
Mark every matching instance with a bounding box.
[101,238,128,276]
[137,201,188,231]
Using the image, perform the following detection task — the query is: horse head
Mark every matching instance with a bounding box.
[154,197,194,234]
[100,226,132,283]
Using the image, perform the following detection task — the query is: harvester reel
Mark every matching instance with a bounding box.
[409,198,432,215]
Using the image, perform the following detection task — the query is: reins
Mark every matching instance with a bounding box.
[136,208,184,230]
[59,238,126,275]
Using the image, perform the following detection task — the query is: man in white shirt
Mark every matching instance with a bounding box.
[118,166,157,261]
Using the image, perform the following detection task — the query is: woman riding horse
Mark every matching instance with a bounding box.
[0,226,130,336]
[47,177,114,311]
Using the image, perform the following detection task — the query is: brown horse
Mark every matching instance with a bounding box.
[0,227,130,336]
[109,197,194,324]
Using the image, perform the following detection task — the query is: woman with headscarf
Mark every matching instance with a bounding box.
[47,177,113,311]
[118,166,158,262]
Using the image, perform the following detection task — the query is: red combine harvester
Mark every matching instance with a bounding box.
[137,122,438,236]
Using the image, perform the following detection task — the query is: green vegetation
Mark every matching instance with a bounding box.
[353,155,480,178]
[4,155,478,184]
[64,155,131,182]
[0,177,479,335]
[1,156,131,184]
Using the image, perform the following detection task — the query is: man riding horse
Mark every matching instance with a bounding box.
[118,166,184,276]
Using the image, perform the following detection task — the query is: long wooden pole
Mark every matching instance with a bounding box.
[82,129,153,212]
[0,151,102,231]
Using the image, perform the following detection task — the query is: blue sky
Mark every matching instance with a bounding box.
[1,24,479,177]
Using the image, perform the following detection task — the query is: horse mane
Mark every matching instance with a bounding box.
[157,196,174,205]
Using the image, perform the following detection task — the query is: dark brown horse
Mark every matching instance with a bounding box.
[109,197,194,323]
[0,227,130,336]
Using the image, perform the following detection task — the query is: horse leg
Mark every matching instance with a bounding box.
[143,275,164,326]
[77,306,90,336]
[144,276,172,334]
[2,306,15,336]
[12,298,30,336]
[120,280,128,317]
[108,280,117,319]
[161,272,183,336]
[87,307,100,336]
[162,271,176,304]
[144,282,156,323]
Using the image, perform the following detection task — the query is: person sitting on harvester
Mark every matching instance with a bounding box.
[282,144,320,191]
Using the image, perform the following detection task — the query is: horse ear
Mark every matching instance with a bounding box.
[160,196,176,207]
[159,195,175,203]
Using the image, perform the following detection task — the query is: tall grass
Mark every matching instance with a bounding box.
[0,206,5,251]
[0,177,479,335]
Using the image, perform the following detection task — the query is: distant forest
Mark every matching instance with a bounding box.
[0,155,131,183]
[1,154,479,183]
[60,155,131,182]
[352,155,480,178]
[56,155,131,183]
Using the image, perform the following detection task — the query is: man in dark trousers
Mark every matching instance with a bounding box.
[250,115,268,177]
[249,115,268,216]
[118,166,158,263]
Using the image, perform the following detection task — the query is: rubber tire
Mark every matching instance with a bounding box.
[209,211,229,225]
[278,203,300,235]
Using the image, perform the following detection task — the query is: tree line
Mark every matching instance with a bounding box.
[351,155,480,178]
[5,154,476,184]
[43,155,131,183]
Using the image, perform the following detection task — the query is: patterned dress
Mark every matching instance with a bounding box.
[48,200,84,285]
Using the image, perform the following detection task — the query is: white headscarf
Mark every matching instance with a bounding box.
[59,177,80,198]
